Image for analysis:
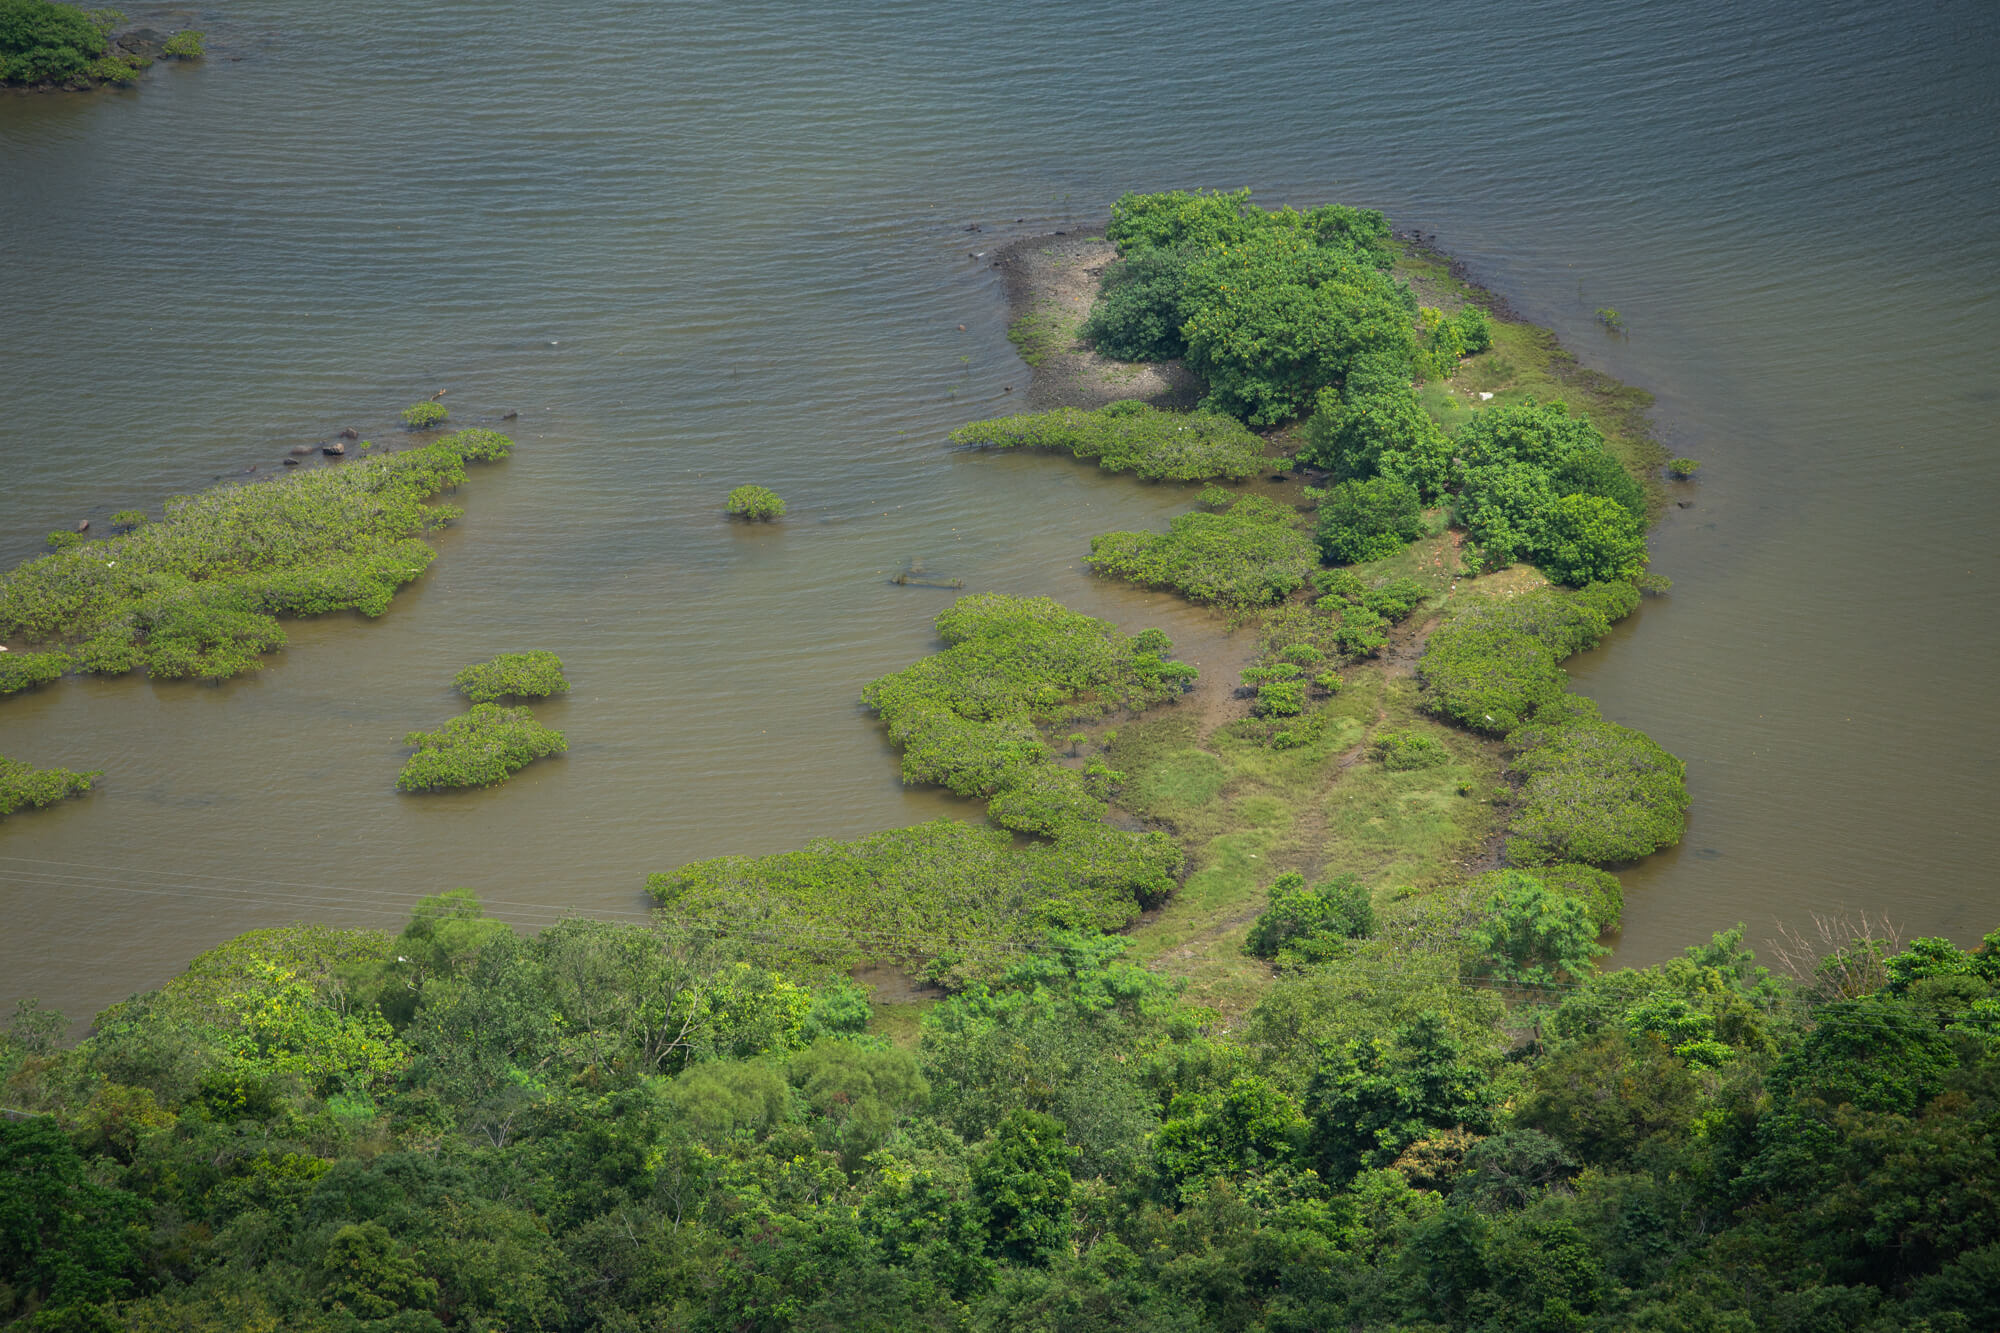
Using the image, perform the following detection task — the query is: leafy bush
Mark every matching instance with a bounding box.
[108,509,145,532]
[1088,493,1315,606]
[1246,871,1374,963]
[1668,457,1701,479]
[0,649,68,696]
[1363,576,1430,621]
[951,400,1264,482]
[1453,398,1647,571]
[1536,492,1649,586]
[452,650,569,703]
[160,28,200,58]
[725,484,785,520]
[1298,385,1453,500]
[397,703,566,791]
[860,594,1194,835]
[1330,603,1388,658]
[0,0,106,84]
[1079,247,1196,360]
[1417,584,1638,734]
[400,401,448,430]
[1315,476,1424,564]
[1517,862,1626,931]
[648,817,1181,972]
[1091,190,1411,425]
[0,754,100,816]
[1254,679,1306,717]
[1180,230,1417,425]
[1506,697,1689,865]
[45,530,81,551]
[1373,729,1449,770]
[0,429,510,688]
[1467,871,1609,985]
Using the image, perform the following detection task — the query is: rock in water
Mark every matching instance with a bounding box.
[322,442,346,456]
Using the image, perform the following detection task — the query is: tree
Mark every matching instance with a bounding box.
[1299,386,1454,500]
[1536,492,1649,586]
[1307,1012,1496,1183]
[320,1220,439,1319]
[1245,871,1374,962]
[1315,477,1424,564]
[972,1109,1077,1266]
[1466,872,1608,986]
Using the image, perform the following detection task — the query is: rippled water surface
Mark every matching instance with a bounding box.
[4,0,1998,1019]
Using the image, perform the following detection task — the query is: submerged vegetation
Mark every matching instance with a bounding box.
[396,703,566,791]
[950,400,1265,481]
[452,650,569,703]
[0,428,512,686]
[0,753,98,816]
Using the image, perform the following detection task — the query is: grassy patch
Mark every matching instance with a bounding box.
[1007,300,1077,367]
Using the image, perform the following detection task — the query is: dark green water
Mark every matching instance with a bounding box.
[4,0,1998,1020]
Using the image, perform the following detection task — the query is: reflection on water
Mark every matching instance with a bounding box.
[2,0,1997,1020]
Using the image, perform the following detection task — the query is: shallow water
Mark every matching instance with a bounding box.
[3,0,1997,1020]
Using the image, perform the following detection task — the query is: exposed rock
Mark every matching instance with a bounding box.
[282,457,300,466]
[338,427,359,440]
[322,442,346,456]
[75,519,88,532]
[501,410,519,420]
[289,444,314,456]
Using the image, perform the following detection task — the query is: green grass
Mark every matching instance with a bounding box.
[1007,301,1077,367]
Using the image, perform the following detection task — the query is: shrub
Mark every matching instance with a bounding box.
[648,818,1181,973]
[1373,730,1449,770]
[1536,492,1649,586]
[1452,398,1644,570]
[160,28,200,57]
[725,484,785,520]
[0,754,100,816]
[1330,603,1388,659]
[1079,247,1196,361]
[1668,457,1701,479]
[1363,576,1429,622]
[109,509,146,532]
[0,649,69,697]
[1521,862,1626,931]
[0,429,509,686]
[0,0,106,84]
[1298,385,1453,500]
[951,401,1264,482]
[1245,871,1374,963]
[1506,698,1689,865]
[400,401,448,430]
[45,530,82,551]
[1467,871,1609,986]
[1453,305,1494,355]
[1255,680,1306,717]
[1088,493,1315,606]
[1417,585,1636,734]
[1093,191,1410,425]
[453,650,568,703]
[860,594,1194,836]
[1315,476,1423,565]
[1181,231,1417,425]
[397,703,566,791]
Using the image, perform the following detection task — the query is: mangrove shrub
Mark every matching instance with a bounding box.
[1507,697,1689,865]
[397,703,566,791]
[0,754,99,815]
[1299,384,1453,500]
[0,428,512,687]
[1087,493,1315,606]
[1314,476,1424,565]
[950,400,1263,482]
[400,401,448,429]
[725,484,785,520]
[452,650,569,703]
